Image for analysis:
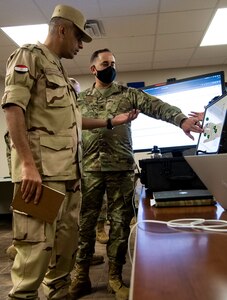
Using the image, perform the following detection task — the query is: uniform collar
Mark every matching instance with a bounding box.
[37,42,62,69]
[87,82,122,97]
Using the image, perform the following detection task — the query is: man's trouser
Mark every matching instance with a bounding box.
[97,193,108,222]
[76,171,135,265]
[9,180,81,299]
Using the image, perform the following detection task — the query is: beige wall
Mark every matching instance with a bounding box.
[1,64,227,177]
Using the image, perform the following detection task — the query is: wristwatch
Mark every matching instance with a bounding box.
[106,118,114,129]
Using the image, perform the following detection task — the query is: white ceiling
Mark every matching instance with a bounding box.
[1,0,227,77]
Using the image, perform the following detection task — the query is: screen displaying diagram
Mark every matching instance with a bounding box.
[197,94,227,154]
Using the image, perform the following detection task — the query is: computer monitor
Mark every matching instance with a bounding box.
[196,93,227,155]
[131,71,226,155]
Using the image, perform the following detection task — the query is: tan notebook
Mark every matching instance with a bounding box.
[12,184,65,224]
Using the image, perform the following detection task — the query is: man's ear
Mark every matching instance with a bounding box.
[90,65,96,75]
[58,24,66,39]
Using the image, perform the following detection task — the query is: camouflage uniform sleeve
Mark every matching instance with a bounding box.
[129,88,187,127]
[1,45,37,110]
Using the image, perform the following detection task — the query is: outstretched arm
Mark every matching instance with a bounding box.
[82,109,139,129]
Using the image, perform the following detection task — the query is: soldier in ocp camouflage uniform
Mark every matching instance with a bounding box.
[1,7,138,300]
[70,48,203,300]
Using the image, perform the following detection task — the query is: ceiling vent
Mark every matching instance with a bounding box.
[85,20,105,38]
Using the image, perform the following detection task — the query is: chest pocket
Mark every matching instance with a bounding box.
[45,72,71,108]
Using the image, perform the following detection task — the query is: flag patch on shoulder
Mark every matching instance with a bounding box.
[14,65,28,73]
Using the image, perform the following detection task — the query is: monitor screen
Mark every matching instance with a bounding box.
[197,93,227,155]
[131,71,226,153]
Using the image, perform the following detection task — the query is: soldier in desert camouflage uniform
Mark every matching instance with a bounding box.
[1,6,138,300]
[70,48,203,300]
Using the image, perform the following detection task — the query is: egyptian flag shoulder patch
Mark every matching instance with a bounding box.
[14,65,29,73]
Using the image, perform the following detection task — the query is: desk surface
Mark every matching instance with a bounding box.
[130,189,227,300]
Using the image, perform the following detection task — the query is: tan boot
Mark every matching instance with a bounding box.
[6,245,17,260]
[96,221,109,244]
[91,254,104,265]
[107,262,129,300]
[69,263,91,299]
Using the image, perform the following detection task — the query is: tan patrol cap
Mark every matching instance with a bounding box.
[51,4,92,43]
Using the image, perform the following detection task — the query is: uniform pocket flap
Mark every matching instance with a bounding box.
[40,136,73,151]
[45,70,66,87]
[45,72,70,107]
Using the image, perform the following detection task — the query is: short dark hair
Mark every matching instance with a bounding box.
[90,48,114,64]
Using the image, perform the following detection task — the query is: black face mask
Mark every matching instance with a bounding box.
[95,66,116,84]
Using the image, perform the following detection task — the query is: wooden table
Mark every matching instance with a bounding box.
[130,189,227,300]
